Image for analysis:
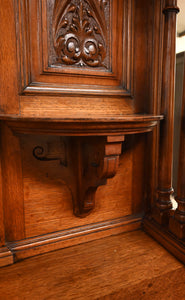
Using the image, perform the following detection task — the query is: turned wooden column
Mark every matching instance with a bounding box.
[153,0,179,225]
[169,58,185,238]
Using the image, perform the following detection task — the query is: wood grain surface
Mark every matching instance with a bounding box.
[0,230,184,300]
[169,53,185,238]
[0,0,19,114]
[1,0,180,270]
[21,134,134,237]
[153,0,179,225]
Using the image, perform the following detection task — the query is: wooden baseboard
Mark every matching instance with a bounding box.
[8,215,142,262]
[0,247,13,267]
[143,217,185,264]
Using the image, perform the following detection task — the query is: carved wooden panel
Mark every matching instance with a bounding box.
[52,0,110,69]
[15,0,134,96]
[0,0,168,267]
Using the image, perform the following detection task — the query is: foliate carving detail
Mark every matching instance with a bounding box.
[53,0,108,67]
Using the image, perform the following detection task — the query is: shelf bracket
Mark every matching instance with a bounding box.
[33,135,125,217]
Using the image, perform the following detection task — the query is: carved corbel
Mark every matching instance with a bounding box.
[33,135,125,217]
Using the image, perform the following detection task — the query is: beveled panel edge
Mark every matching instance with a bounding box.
[39,0,134,95]
[15,0,134,98]
[22,82,133,97]
[15,0,31,93]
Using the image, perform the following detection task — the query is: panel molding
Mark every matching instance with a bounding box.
[0,247,13,268]
[143,217,185,265]
[8,215,142,262]
[15,0,134,97]
[22,82,132,97]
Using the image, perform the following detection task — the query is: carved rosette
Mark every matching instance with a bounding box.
[52,0,108,67]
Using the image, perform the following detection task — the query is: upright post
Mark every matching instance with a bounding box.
[169,58,185,238]
[153,0,179,225]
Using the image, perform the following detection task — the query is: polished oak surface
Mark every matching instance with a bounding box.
[0,230,184,300]
[152,0,179,225]
[144,0,185,265]
[0,0,165,265]
[169,56,185,238]
[0,114,163,136]
[0,0,182,269]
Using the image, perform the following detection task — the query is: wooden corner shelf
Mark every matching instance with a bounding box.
[0,114,163,136]
[0,0,182,274]
[0,113,163,218]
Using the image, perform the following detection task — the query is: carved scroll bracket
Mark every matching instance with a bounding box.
[33,135,125,218]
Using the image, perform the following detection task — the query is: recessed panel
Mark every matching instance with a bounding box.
[21,135,133,237]
[16,0,134,96]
